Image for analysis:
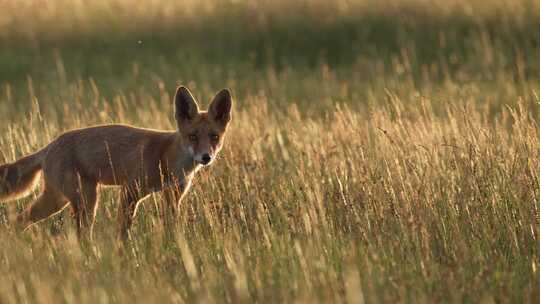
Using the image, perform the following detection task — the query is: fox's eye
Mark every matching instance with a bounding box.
[210,134,219,141]
[188,134,198,142]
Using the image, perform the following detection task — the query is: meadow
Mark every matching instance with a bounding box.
[1,0,540,302]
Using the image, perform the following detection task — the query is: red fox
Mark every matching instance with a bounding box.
[0,86,232,240]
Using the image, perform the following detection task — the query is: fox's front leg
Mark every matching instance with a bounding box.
[161,178,192,237]
[118,184,150,241]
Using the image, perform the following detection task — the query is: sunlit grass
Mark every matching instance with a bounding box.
[0,0,540,303]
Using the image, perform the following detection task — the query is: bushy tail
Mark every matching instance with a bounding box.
[0,149,45,202]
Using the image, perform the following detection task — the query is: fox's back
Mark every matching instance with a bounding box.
[43,124,175,185]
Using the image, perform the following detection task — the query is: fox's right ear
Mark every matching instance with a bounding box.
[174,86,200,124]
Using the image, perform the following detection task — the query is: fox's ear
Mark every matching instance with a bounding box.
[209,89,232,126]
[174,86,200,123]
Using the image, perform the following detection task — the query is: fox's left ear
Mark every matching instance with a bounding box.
[174,86,200,124]
[209,89,232,126]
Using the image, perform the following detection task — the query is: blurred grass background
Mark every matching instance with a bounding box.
[1,0,540,113]
[1,0,540,303]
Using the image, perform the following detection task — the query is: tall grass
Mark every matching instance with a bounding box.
[0,0,540,303]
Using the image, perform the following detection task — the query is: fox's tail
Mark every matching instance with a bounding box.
[0,149,46,202]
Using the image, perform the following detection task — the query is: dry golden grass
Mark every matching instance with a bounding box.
[1,80,539,303]
[0,0,540,303]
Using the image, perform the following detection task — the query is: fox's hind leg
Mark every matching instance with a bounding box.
[42,160,99,240]
[17,185,69,231]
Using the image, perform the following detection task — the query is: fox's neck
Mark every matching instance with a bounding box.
[162,135,201,179]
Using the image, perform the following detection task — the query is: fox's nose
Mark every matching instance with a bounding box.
[201,154,212,165]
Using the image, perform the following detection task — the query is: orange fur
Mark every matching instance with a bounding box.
[0,86,232,240]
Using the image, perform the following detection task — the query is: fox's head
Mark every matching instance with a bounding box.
[174,86,232,166]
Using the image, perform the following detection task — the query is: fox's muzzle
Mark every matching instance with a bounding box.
[201,153,212,165]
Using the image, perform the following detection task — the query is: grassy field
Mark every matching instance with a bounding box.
[1,0,540,302]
